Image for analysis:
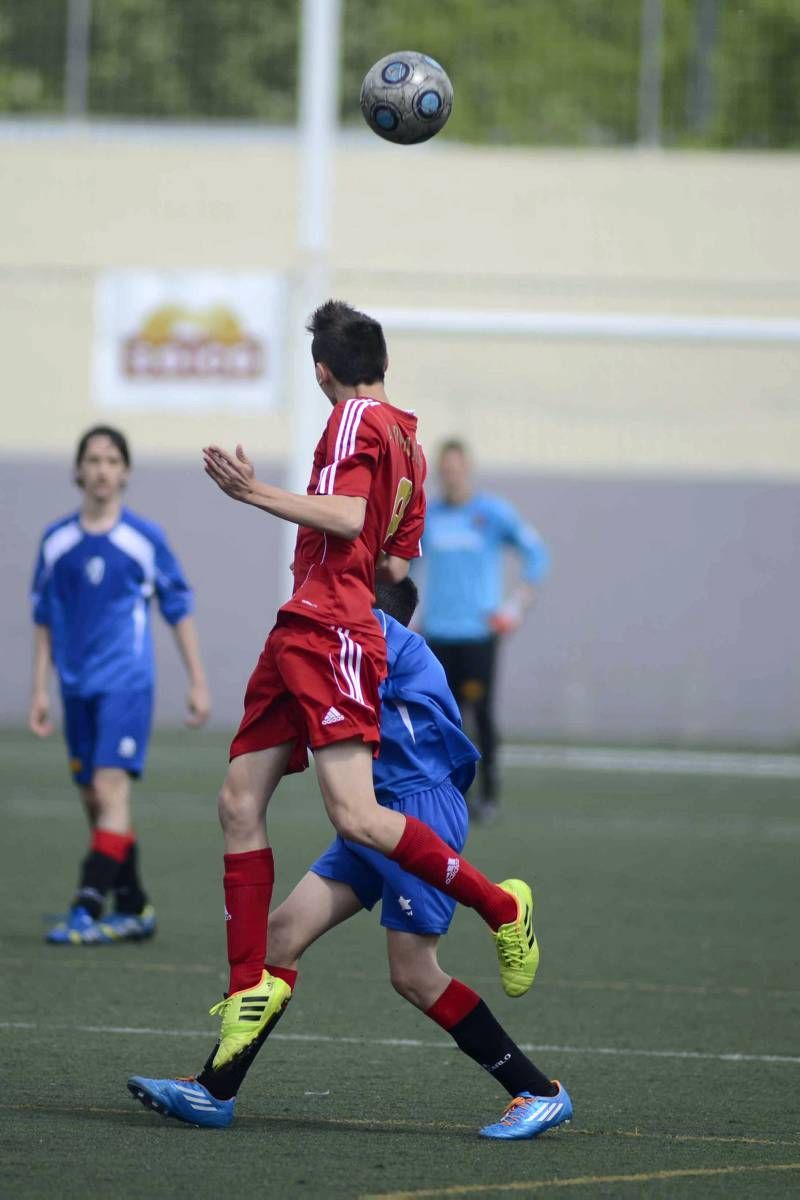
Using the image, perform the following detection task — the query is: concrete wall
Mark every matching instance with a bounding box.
[1,125,799,476]
[2,125,799,742]
[4,458,799,745]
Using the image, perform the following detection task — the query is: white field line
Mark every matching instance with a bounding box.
[0,1021,797,1065]
[501,744,800,779]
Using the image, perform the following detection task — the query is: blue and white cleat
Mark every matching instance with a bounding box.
[479,1082,572,1140]
[99,904,157,942]
[127,1075,235,1129]
[45,905,114,945]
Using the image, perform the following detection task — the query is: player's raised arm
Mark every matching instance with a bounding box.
[202,443,367,541]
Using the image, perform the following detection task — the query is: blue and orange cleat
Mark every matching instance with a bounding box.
[479,1082,572,1140]
[127,1076,235,1129]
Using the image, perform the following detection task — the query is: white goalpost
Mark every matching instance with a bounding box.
[373,308,800,344]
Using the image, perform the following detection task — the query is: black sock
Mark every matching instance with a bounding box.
[197,998,291,1101]
[75,851,121,918]
[113,842,148,915]
[448,1000,558,1098]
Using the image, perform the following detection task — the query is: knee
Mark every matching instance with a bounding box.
[328,803,375,848]
[389,963,429,1010]
[91,772,126,812]
[217,776,259,837]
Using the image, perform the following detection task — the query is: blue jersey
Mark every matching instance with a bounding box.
[373,610,479,800]
[418,492,549,641]
[31,507,193,697]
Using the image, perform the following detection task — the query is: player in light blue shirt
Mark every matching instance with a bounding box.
[30,426,210,945]
[417,439,550,821]
[128,579,571,1141]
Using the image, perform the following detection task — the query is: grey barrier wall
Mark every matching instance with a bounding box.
[2,457,799,746]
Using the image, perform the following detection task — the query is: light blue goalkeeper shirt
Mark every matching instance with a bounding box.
[418,492,549,642]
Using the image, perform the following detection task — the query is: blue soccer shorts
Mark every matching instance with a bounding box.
[61,688,154,785]
[310,779,469,936]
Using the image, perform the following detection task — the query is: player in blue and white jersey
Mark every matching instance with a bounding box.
[30,426,211,945]
[417,439,550,822]
[128,580,571,1141]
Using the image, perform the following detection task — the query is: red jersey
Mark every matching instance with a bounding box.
[280,397,426,636]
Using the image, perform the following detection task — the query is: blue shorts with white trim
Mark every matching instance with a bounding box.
[310,779,468,936]
[62,688,153,785]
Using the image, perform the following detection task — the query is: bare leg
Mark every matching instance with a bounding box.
[314,740,515,932]
[92,767,131,833]
[215,742,293,994]
[217,743,293,851]
[197,873,362,1100]
[79,784,101,829]
[386,929,558,1102]
[386,929,450,1012]
[268,872,364,967]
[90,770,151,915]
[314,741,406,852]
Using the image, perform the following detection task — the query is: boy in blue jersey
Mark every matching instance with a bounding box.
[128,580,571,1141]
[419,440,550,822]
[30,426,211,944]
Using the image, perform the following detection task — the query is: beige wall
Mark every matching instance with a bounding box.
[2,125,799,476]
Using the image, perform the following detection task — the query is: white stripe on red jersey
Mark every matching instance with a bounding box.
[316,398,379,496]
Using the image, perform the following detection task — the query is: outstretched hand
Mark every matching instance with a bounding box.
[202,444,256,503]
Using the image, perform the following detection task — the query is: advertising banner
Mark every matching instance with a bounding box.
[93,271,287,410]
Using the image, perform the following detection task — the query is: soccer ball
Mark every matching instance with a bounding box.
[360,51,453,145]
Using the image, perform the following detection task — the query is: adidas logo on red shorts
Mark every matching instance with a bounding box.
[322,706,346,726]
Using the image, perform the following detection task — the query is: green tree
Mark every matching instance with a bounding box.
[89,0,298,120]
[714,0,800,148]
[343,0,642,145]
[0,1,65,113]
[0,0,799,148]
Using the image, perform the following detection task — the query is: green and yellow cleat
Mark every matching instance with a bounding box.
[494,879,539,998]
[208,970,292,1070]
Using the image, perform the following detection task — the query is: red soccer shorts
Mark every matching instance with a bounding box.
[229,614,384,770]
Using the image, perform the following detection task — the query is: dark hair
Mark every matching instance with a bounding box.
[75,425,131,469]
[307,299,387,387]
[438,438,468,460]
[375,577,419,628]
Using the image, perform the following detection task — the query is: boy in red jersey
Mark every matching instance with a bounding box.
[197,301,537,1071]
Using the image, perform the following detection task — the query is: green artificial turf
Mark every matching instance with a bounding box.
[1,728,798,1198]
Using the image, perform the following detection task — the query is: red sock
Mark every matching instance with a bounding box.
[389,815,516,931]
[224,848,274,995]
[265,963,298,991]
[91,829,135,863]
[426,979,480,1030]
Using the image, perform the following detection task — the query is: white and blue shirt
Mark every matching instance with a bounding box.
[373,611,479,800]
[418,492,550,642]
[31,508,193,697]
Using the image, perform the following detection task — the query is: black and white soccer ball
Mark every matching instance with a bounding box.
[360,51,453,145]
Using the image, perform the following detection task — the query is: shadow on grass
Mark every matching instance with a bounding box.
[5,1099,478,1142]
